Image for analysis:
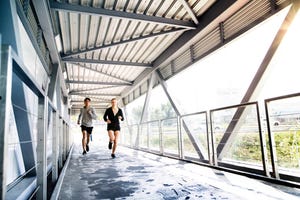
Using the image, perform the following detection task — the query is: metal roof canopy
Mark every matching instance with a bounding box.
[45,0,273,109]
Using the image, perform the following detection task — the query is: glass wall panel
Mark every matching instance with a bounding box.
[266,95,300,176]
[148,85,176,121]
[161,118,178,156]
[125,94,145,125]
[256,9,300,100]
[139,123,148,149]
[166,8,288,114]
[17,17,48,90]
[211,104,263,169]
[181,113,209,160]
[7,105,25,185]
[149,121,160,152]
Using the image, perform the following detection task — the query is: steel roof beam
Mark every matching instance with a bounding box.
[69,85,120,93]
[66,80,132,86]
[49,1,196,29]
[61,28,186,58]
[71,63,132,83]
[178,0,199,25]
[69,92,120,96]
[62,57,152,68]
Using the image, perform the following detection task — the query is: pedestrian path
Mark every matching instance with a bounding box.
[56,138,300,200]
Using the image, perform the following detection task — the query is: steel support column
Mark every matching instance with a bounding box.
[36,96,48,200]
[58,117,63,168]
[52,110,59,183]
[0,45,13,200]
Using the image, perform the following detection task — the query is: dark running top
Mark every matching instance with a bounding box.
[103,107,124,125]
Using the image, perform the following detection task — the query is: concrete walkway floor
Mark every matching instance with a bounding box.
[56,139,300,200]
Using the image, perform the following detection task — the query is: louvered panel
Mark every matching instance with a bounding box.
[134,88,140,99]
[224,0,271,39]
[141,81,148,94]
[159,64,173,79]
[173,49,191,73]
[124,96,129,105]
[193,27,220,58]
[276,0,290,6]
[27,5,38,39]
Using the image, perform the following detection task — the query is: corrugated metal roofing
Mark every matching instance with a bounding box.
[48,0,292,110]
[50,0,216,109]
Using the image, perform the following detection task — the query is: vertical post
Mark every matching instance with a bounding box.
[63,122,67,161]
[36,96,47,199]
[256,102,270,177]
[0,46,13,200]
[52,110,59,183]
[159,120,163,155]
[178,116,183,159]
[58,117,63,168]
[265,101,279,178]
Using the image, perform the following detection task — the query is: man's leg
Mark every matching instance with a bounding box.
[82,130,87,154]
[112,131,120,157]
[108,130,114,150]
[86,133,91,152]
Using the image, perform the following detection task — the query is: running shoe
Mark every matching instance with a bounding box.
[82,150,87,155]
[111,153,116,158]
[108,142,113,150]
[86,144,89,152]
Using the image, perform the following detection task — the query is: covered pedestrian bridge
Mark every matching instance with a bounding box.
[1,0,300,199]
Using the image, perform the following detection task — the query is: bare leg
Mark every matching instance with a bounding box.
[87,133,90,145]
[108,130,115,143]
[82,130,87,152]
[112,131,120,154]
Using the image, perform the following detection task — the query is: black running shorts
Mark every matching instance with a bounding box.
[107,123,121,131]
[81,125,93,134]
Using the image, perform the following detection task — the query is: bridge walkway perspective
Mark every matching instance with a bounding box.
[53,138,300,200]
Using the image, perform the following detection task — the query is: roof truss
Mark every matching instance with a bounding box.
[61,28,186,58]
[70,63,132,83]
[62,57,152,68]
[66,80,132,86]
[49,1,196,29]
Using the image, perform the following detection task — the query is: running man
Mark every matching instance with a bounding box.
[77,98,97,155]
[103,98,124,158]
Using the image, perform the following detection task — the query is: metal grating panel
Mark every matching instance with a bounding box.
[159,63,173,79]
[276,0,291,6]
[193,26,220,59]
[141,80,148,94]
[173,48,191,73]
[224,0,272,39]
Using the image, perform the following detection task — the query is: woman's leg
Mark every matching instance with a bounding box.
[112,131,120,154]
[108,130,115,149]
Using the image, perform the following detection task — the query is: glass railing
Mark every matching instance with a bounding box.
[122,92,300,184]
